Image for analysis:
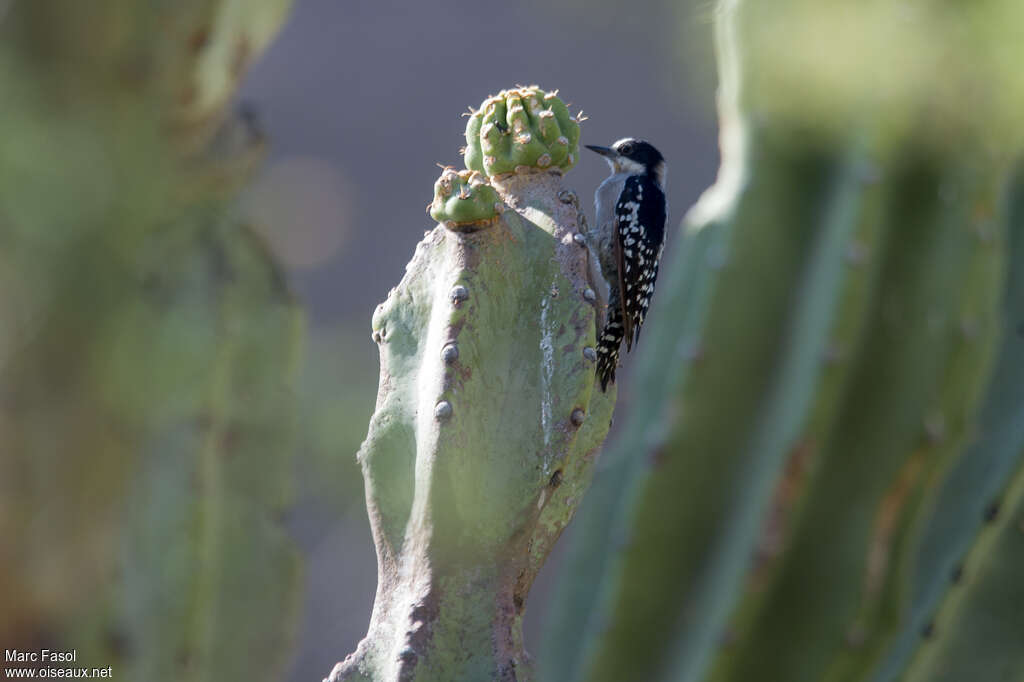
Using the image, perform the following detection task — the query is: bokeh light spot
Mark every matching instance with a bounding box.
[241,156,353,270]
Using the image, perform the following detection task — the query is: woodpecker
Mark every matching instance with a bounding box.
[585,138,667,391]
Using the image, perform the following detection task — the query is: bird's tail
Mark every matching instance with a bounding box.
[596,300,624,392]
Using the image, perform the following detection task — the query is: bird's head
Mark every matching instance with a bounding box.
[585,138,666,187]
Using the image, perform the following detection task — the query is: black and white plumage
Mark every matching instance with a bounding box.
[585,138,667,391]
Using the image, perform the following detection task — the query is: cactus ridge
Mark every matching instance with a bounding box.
[737,162,1006,682]
[699,138,892,682]
[898,454,1024,682]
[872,167,1024,682]
[561,132,919,682]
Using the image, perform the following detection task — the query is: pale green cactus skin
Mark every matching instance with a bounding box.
[877,166,1024,682]
[899,457,1024,682]
[428,168,504,229]
[464,86,582,177]
[0,2,302,680]
[328,89,612,682]
[541,1,1024,681]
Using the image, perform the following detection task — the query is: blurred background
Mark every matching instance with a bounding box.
[234,1,717,678]
[4,1,1024,681]
[0,0,718,679]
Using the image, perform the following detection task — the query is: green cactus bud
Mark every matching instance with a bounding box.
[428,167,504,230]
[464,86,581,177]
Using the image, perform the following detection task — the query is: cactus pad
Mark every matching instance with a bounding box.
[464,86,581,177]
[428,167,504,230]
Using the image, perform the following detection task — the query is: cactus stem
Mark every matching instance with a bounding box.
[338,86,610,682]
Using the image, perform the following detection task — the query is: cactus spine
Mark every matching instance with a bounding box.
[542,2,1024,681]
[328,87,610,682]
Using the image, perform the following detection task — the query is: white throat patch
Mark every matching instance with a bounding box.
[615,158,646,175]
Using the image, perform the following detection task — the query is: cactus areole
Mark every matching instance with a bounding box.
[327,87,613,682]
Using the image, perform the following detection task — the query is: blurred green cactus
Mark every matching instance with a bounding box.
[880,168,1024,682]
[0,2,302,680]
[542,1,1024,682]
[328,88,612,682]
[464,86,582,177]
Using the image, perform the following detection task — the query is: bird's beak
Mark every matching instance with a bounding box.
[585,144,615,158]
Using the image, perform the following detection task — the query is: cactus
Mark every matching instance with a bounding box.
[875,165,1024,681]
[428,168,504,229]
[464,86,581,177]
[542,2,1024,682]
[0,2,302,680]
[898,453,1024,682]
[327,87,610,682]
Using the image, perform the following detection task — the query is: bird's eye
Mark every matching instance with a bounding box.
[619,143,634,156]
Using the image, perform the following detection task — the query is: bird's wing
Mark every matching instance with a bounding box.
[612,219,633,352]
[615,175,666,351]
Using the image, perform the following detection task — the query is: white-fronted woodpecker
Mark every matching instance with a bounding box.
[585,138,667,391]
